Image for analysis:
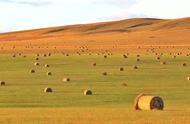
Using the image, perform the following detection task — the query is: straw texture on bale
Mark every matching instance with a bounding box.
[133,93,164,111]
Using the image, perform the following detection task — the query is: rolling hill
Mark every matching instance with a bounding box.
[0,17,190,52]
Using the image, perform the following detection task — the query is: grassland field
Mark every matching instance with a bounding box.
[0,51,189,124]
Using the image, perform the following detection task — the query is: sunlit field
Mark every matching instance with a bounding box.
[0,52,189,123]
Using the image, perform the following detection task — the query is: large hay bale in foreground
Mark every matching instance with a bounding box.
[84,90,92,95]
[133,93,164,111]
[44,87,53,93]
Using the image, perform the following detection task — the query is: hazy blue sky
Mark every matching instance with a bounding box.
[0,0,189,32]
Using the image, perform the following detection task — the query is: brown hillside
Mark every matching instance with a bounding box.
[0,17,189,53]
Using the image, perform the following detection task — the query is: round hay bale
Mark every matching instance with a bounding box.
[0,81,5,86]
[47,72,52,76]
[92,63,97,66]
[122,83,128,87]
[137,55,140,57]
[120,67,124,71]
[182,63,187,67]
[44,87,53,93]
[63,78,70,82]
[48,53,51,56]
[34,62,40,66]
[156,57,160,60]
[12,54,16,58]
[137,58,140,62]
[173,56,176,58]
[30,69,35,73]
[36,54,40,56]
[102,72,107,76]
[35,58,39,60]
[161,62,166,65]
[133,66,138,69]
[84,90,92,95]
[123,55,128,58]
[187,77,190,81]
[45,64,50,67]
[133,94,164,111]
[43,54,47,57]
[104,55,107,58]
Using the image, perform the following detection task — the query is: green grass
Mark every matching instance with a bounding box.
[0,53,189,108]
[0,53,189,123]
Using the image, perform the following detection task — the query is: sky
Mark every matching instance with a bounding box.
[0,0,190,32]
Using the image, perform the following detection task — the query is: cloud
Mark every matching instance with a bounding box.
[100,12,149,21]
[0,0,51,6]
[94,0,140,7]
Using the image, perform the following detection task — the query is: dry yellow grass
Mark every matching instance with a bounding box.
[0,108,189,124]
